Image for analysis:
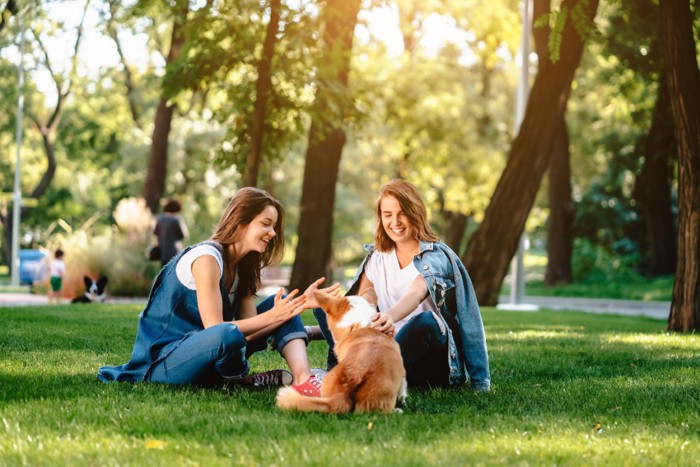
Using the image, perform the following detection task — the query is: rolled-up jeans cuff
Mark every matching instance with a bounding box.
[274,331,308,352]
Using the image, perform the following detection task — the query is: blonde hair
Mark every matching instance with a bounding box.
[374,179,438,252]
[211,187,285,296]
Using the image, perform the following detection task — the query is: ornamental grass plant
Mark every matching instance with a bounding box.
[1,304,698,466]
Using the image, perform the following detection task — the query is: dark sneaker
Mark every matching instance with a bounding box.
[241,369,293,389]
[291,375,322,397]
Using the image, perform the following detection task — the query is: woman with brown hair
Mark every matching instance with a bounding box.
[314,179,490,391]
[99,187,336,396]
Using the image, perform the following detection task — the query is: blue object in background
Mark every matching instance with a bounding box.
[18,249,48,285]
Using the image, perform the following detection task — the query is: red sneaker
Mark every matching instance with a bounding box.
[291,375,322,397]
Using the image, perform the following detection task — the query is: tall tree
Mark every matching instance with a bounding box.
[1,0,90,267]
[633,75,676,276]
[462,0,599,305]
[660,0,700,332]
[141,0,188,214]
[533,0,575,286]
[289,0,362,291]
[605,0,676,277]
[243,0,281,187]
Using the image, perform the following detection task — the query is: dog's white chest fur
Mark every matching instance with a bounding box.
[337,296,376,328]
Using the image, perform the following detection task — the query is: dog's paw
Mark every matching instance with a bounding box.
[393,407,404,414]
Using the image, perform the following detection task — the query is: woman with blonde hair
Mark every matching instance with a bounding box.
[314,179,490,390]
[100,187,336,396]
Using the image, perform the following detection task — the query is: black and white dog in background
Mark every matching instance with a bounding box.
[72,276,109,303]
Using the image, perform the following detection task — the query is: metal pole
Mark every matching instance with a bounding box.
[10,18,26,287]
[509,0,531,305]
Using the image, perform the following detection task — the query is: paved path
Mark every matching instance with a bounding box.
[498,295,670,320]
[1,292,670,320]
[0,293,146,307]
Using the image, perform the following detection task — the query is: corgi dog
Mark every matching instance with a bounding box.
[276,289,407,413]
[71,275,108,303]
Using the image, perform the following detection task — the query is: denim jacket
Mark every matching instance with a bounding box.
[348,241,491,391]
[98,241,234,382]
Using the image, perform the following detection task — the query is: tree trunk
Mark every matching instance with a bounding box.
[545,117,574,285]
[289,0,361,291]
[633,76,676,276]
[243,0,281,187]
[142,1,188,214]
[660,0,700,332]
[443,211,469,255]
[462,0,599,306]
[534,0,574,286]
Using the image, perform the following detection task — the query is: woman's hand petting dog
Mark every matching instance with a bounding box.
[371,312,396,336]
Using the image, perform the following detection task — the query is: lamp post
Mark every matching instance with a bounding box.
[10,18,25,287]
[510,0,531,305]
[498,0,538,312]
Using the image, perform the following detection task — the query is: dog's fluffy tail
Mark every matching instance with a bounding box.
[276,386,352,413]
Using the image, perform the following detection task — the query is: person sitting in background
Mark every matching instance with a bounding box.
[313,179,491,391]
[154,197,189,267]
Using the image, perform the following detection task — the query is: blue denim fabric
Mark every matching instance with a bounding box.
[316,241,491,391]
[395,311,449,387]
[98,242,307,385]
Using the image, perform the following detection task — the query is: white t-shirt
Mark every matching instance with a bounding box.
[49,259,65,278]
[175,244,224,290]
[364,250,441,334]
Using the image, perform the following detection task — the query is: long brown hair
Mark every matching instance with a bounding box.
[374,179,439,252]
[211,187,285,296]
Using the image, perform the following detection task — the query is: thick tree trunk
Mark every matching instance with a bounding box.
[289,0,361,291]
[660,0,700,332]
[633,77,676,276]
[142,1,188,214]
[243,0,281,187]
[545,117,574,286]
[462,0,598,306]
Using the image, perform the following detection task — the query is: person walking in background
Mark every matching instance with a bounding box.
[48,249,65,304]
[154,197,189,267]
[313,179,491,391]
[99,187,339,396]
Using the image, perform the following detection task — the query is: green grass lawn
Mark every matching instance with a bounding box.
[1,304,698,466]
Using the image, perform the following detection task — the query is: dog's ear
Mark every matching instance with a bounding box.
[313,290,348,319]
[360,287,378,307]
[312,290,335,310]
[97,276,108,288]
[83,276,92,288]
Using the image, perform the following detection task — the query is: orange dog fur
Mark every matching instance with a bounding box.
[276,290,407,413]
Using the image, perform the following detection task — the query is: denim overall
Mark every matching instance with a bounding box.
[98,241,307,385]
[314,241,490,391]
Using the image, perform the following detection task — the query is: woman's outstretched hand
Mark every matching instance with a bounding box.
[270,288,308,322]
[371,312,395,336]
[303,277,341,309]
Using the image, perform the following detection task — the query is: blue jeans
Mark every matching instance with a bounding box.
[148,295,307,386]
[313,308,449,387]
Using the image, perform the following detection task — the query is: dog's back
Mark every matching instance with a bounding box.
[276,292,407,414]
